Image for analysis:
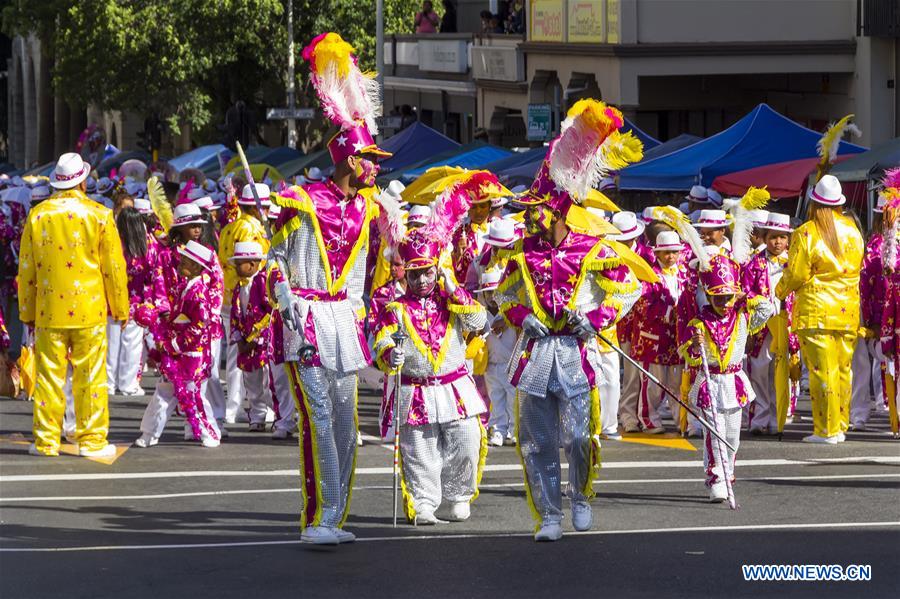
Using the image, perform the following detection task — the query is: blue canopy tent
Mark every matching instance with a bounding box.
[400,144,513,182]
[640,134,702,162]
[621,117,661,150]
[618,104,867,191]
[483,146,547,174]
[379,122,460,172]
[254,146,304,169]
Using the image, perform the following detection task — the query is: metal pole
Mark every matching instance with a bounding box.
[390,325,408,527]
[286,0,297,149]
[376,0,384,141]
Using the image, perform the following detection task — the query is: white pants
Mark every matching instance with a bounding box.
[271,363,297,433]
[400,417,482,513]
[747,337,777,432]
[206,328,226,422]
[850,338,882,424]
[485,361,516,437]
[140,379,219,440]
[617,341,642,429]
[245,366,274,424]
[62,363,75,438]
[106,318,145,395]
[595,350,621,435]
[703,405,742,487]
[221,309,244,422]
[638,363,681,430]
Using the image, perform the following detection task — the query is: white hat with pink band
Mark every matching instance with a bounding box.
[692,209,728,228]
[484,217,520,247]
[177,240,214,271]
[228,241,266,263]
[610,211,645,241]
[172,203,207,227]
[761,212,793,233]
[807,175,845,207]
[652,230,684,252]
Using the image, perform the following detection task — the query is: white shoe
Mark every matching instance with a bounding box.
[489,429,504,447]
[448,501,471,522]
[121,387,145,397]
[79,444,117,458]
[414,508,439,526]
[200,435,220,448]
[709,483,728,503]
[571,500,593,531]
[134,434,158,448]
[28,443,58,457]
[802,434,838,445]
[357,431,363,447]
[183,424,194,441]
[329,527,356,544]
[836,432,846,443]
[534,521,563,542]
[602,431,622,441]
[300,526,339,545]
[272,428,292,440]
[504,434,517,446]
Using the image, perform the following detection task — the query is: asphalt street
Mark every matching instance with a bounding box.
[1,378,898,598]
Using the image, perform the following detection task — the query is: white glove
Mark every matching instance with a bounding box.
[441,267,458,294]
[522,314,549,339]
[274,281,307,331]
[388,347,406,368]
[873,339,888,364]
[569,311,597,338]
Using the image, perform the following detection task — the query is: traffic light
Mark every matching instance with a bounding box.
[138,114,163,152]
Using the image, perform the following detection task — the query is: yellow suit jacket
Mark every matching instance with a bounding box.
[218,212,270,300]
[17,188,129,328]
[775,212,863,332]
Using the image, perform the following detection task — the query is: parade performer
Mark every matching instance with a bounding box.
[693,209,732,255]
[741,212,797,435]
[373,175,499,522]
[217,183,271,425]
[877,170,900,436]
[267,32,392,545]
[776,175,864,444]
[496,99,642,541]
[18,153,129,458]
[136,240,221,448]
[679,247,774,502]
[630,230,690,433]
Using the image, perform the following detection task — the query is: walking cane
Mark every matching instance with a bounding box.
[695,325,739,510]
[390,326,409,527]
[595,332,736,452]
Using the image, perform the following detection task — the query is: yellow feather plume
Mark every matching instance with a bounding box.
[739,186,770,211]
[816,114,860,179]
[147,176,172,232]
[310,33,355,78]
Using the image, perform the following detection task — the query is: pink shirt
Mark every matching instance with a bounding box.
[415,11,438,33]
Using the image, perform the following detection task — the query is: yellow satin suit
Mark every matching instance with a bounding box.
[218,211,269,303]
[775,212,864,438]
[18,189,129,455]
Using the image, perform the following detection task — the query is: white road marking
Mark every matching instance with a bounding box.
[1,521,898,553]
[3,455,898,483]
[2,473,896,503]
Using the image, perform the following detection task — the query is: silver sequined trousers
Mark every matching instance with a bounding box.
[400,417,482,512]
[294,364,358,527]
[518,362,592,523]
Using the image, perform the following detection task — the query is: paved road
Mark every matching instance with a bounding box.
[1,381,898,598]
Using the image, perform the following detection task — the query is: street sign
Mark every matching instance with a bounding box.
[266,107,315,120]
[527,103,553,141]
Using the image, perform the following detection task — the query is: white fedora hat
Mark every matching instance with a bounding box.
[133,197,154,214]
[172,203,207,227]
[380,180,406,204]
[692,209,728,228]
[750,209,770,228]
[484,217,519,247]
[306,167,324,182]
[239,183,271,206]
[474,268,503,293]
[653,230,683,252]
[706,188,723,207]
[762,212,793,233]
[50,152,90,189]
[268,203,282,219]
[193,195,215,211]
[610,211,645,241]
[30,185,52,203]
[228,240,265,262]
[684,185,709,204]
[177,240,213,271]
[406,204,431,227]
[808,174,845,206]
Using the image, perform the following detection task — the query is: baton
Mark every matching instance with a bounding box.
[235,141,271,238]
[390,325,409,527]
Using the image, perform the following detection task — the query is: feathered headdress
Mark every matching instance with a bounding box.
[375,186,407,253]
[302,32,391,165]
[729,186,771,264]
[548,99,643,202]
[816,114,861,180]
[146,175,172,231]
[881,167,900,273]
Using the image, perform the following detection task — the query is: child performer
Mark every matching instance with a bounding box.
[631,231,690,433]
[135,240,221,448]
[477,268,518,447]
[681,252,773,502]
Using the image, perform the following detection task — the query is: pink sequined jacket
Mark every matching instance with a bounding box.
[230,269,273,372]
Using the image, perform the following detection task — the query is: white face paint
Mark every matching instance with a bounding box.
[407,266,437,297]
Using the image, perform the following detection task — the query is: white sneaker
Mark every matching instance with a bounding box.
[300,526,339,545]
[329,527,356,544]
[836,432,846,443]
[200,435,220,448]
[448,501,471,522]
[571,500,593,531]
[709,483,728,503]
[414,508,439,526]
[357,431,363,447]
[28,443,58,457]
[602,431,623,441]
[272,428,292,440]
[79,444,117,458]
[489,429,504,447]
[802,434,838,445]
[504,434,517,446]
[121,387,145,397]
[134,434,158,448]
[534,520,563,542]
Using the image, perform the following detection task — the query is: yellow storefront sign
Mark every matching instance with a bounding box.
[530,0,565,42]
[567,0,605,43]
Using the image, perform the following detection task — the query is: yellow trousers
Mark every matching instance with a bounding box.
[797,329,856,438]
[767,314,791,433]
[33,325,109,455]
